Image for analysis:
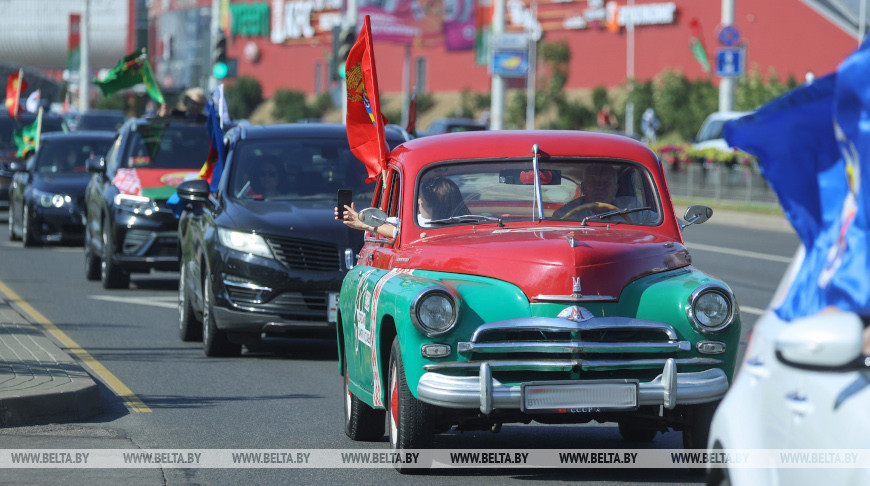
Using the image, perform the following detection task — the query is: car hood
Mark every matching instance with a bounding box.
[223,199,363,250]
[401,226,691,301]
[32,172,91,195]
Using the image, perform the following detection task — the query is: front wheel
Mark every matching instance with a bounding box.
[178,263,203,342]
[22,205,40,247]
[201,271,241,357]
[343,352,385,441]
[100,220,129,289]
[387,337,434,451]
[682,401,719,450]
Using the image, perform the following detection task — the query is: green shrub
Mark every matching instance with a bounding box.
[271,89,333,122]
[225,76,263,120]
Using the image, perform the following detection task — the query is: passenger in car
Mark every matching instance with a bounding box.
[552,164,654,223]
[246,156,284,199]
[335,177,466,237]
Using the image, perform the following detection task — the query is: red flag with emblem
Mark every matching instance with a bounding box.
[5,70,26,120]
[345,15,389,184]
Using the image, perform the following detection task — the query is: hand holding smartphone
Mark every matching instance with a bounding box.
[337,189,353,219]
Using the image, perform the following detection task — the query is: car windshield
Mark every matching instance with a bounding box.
[416,160,662,227]
[696,119,727,142]
[121,123,209,169]
[34,137,113,173]
[76,113,125,131]
[228,137,397,203]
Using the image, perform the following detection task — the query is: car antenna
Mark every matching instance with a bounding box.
[531,144,544,222]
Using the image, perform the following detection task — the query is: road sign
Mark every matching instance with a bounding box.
[716,47,744,77]
[717,25,741,46]
[492,50,529,78]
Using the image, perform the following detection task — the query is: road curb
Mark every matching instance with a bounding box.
[0,301,101,427]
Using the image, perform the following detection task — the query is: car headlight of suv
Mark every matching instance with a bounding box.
[114,193,159,214]
[687,285,736,333]
[217,227,273,258]
[411,287,460,337]
[33,188,71,208]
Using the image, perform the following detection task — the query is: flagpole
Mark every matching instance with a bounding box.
[35,106,43,152]
[15,68,24,119]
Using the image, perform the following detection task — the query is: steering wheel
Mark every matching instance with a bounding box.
[559,201,631,223]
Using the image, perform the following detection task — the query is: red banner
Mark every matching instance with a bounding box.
[345,15,389,184]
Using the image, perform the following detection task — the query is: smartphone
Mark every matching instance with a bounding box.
[337,189,353,219]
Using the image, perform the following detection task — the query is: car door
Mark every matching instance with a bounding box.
[86,131,123,250]
[9,157,32,231]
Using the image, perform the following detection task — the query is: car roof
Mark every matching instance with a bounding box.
[232,122,407,142]
[391,130,659,173]
[40,130,116,140]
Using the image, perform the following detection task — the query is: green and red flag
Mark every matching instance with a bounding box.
[345,15,389,184]
[5,69,26,120]
[13,107,41,158]
[689,18,711,75]
[94,50,165,104]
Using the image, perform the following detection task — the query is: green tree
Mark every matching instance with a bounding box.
[224,76,263,120]
[591,86,609,112]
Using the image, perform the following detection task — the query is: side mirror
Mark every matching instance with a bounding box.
[176,179,210,203]
[775,311,865,369]
[358,207,389,228]
[680,205,713,230]
[85,156,106,174]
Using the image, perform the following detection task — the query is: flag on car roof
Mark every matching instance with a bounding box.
[345,15,389,184]
[94,49,165,104]
[13,107,41,158]
[211,84,231,129]
[199,99,227,192]
[25,89,40,113]
[5,69,26,120]
[724,38,870,321]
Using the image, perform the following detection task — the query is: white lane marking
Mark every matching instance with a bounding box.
[89,295,177,309]
[741,306,766,316]
[687,242,793,263]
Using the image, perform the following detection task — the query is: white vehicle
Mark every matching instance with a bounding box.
[692,112,749,152]
[707,245,870,486]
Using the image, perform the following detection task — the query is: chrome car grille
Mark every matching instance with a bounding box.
[264,235,340,271]
[424,316,721,376]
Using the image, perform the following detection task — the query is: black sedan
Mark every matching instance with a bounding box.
[176,123,407,356]
[8,131,114,246]
[0,109,68,209]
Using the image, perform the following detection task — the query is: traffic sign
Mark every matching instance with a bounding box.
[717,25,741,46]
[716,47,744,77]
[491,50,529,78]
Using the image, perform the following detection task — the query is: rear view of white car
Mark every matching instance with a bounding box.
[706,247,870,486]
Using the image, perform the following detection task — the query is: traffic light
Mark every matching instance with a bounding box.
[212,30,228,80]
[335,26,356,80]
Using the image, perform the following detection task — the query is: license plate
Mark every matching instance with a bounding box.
[521,380,638,413]
[327,292,339,323]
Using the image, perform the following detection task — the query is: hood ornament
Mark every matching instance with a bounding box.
[558,305,594,322]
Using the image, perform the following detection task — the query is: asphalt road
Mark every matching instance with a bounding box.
[0,212,799,485]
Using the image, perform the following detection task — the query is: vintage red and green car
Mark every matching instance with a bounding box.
[336,130,740,454]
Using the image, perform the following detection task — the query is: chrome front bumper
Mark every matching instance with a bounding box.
[416,358,729,414]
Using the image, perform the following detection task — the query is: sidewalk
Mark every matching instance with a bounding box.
[0,296,101,427]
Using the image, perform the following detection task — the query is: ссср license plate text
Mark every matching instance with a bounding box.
[521,380,638,412]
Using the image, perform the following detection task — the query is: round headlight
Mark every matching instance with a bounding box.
[411,288,459,337]
[38,193,53,207]
[688,286,735,333]
[51,194,68,208]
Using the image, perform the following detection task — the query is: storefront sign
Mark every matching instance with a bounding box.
[230,2,271,38]
[271,0,343,44]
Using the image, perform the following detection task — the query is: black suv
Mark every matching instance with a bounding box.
[84,115,210,288]
[175,123,407,356]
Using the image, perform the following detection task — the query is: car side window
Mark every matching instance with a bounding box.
[386,169,400,219]
[104,133,124,174]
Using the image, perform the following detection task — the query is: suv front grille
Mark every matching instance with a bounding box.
[264,235,340,271]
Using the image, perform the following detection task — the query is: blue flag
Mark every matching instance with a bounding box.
[724,40,870,320]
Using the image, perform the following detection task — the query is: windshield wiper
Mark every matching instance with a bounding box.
[427,214,505,227]
[581,206,652,226]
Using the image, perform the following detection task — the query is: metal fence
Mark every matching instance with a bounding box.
[662,163,780,206]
